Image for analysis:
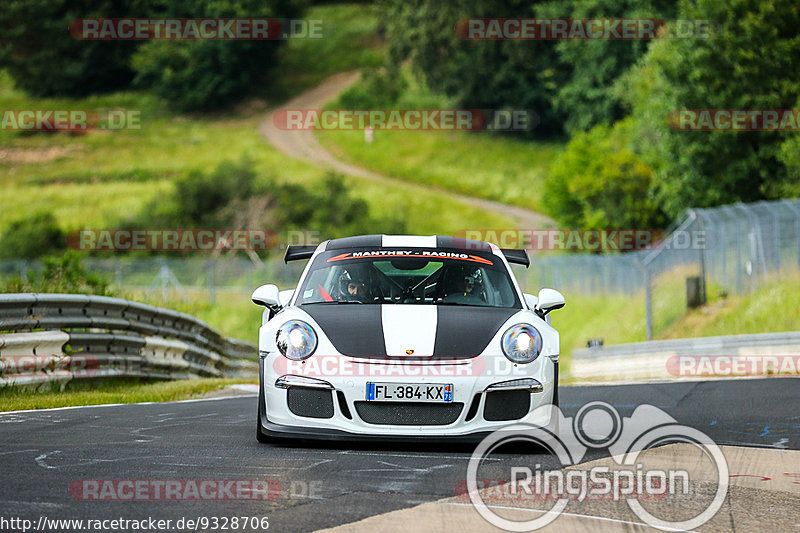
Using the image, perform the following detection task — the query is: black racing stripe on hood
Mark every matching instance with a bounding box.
[433,307,517,356]
[301,305,386,356]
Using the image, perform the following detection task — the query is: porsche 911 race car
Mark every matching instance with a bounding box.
[252,235,565,442]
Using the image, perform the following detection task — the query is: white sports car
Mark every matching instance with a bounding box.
[252,235,565,442]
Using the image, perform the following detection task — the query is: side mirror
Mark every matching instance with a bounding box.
[523,293,538,310]
[535,288,565,316]
[279,289,295,307]
[251,284,281,308]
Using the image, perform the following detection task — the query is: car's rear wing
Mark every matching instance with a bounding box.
[501,249,530,267]
[284,245,317,263]
[285,244,529,266]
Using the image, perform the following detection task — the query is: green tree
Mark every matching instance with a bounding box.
[132,0,305,110]
[776,132,800,198]
[382,0,567,135]
[626,0,800,216]
[544,118,667,229]
[0,0,150,97]
[543,0,678,133]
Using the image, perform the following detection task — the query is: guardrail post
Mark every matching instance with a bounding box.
[207,259,216,304]
[644,269,653,340]
[636,258,653,340]
[780,199,800,269]
[692,209,708,305]
[114,259,122,291]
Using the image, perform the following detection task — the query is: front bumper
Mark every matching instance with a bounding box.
[258,407,496,443]
[258,354,557,441]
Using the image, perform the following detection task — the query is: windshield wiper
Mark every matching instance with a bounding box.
[303,300,364,305]
[435,301,490,307]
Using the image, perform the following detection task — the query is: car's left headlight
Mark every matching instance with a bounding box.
[276,320,317,360]
[501,324,543,364]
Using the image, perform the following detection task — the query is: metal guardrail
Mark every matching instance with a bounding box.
[571,331,800,381]
[0,293,258,389]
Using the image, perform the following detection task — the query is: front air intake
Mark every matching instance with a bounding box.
[287,387,335,419]
[354,402,464,425]
[483,390,530,421]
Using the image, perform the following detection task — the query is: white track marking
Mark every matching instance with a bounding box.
[444,502,695,532]
[337,450,501,461]
[0,449,38,456]
[34,450,61,469]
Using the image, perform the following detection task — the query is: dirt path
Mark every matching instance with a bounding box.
[259,71,554,229]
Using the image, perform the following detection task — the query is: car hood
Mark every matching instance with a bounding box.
[300,304,518,359]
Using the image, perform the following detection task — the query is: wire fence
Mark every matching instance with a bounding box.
[520,198,800,338]
[0,256,307,303]
[1,198,798,340]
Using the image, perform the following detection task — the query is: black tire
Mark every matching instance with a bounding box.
[550,363,560,436]
[256,384,271,444]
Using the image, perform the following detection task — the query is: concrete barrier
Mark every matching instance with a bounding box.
[571,331,800,382]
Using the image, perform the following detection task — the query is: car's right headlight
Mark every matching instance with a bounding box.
[276,320,317,360]
[501,324,543,364]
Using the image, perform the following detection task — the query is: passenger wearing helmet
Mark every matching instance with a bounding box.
[441,264,483,304]
[338,266,374,302]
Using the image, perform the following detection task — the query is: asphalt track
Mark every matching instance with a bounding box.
[1,378,798,532]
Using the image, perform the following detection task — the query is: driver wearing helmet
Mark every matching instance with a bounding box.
[338,266,374,303]
[442,264,482,303]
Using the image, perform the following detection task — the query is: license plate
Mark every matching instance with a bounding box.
[366,383,453,403]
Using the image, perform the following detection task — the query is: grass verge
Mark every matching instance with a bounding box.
[264,3,384,102]
[0,378,255,412]
[552,272,800,376]
[315,67,566,215]
[0,14,515,237]
[128,289,263,344]
[658,272,800,339]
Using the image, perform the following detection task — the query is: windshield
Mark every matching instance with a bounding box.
[295,248,520,308]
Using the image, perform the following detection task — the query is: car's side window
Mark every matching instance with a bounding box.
[297,268,333,303]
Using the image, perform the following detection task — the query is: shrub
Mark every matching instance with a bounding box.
[123,159,406,253]
[337,69,407,109]
[0,213,65,259]
[174,159,257,226]
[1,251,113,295]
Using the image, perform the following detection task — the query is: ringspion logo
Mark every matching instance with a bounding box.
[467,402,728,531]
